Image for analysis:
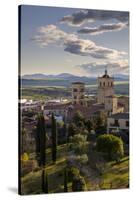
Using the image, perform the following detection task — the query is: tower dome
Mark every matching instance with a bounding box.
[102,69,110,78]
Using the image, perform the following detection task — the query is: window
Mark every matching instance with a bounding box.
[80,95,84,99]
[73,88,78,92]
[126,121,129,127]
[80,89,84,92]
[80,101,83,105]
[114,119,119,126]
[74,96,77,99]
[103,82,105,86]
[100,82,101,86]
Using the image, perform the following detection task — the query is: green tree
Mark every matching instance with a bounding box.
[69,134,88,155]
[73,111,85,126]
[21,152,29,162]
[96,134,124,161]
[63,123,67,143]
[41,169,45,193]
[64,169,68,192]
[51,113,57,163]
[68,123,77,139]
[45,173,49,194]
[41,169,49,193]
[67,167,80,182]
[36,114,46,166]
[85,119,93,132]
[94,115,106,134]
[72,175,87,192]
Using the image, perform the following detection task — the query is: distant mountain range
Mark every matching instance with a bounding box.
[22,73,129,81]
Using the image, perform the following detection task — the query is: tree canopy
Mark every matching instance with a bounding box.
[96,134,124,161]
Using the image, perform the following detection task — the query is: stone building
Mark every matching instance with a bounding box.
[118,95,129,112]
[72,82,85,106]
[97,70,114,104]
[107,112,129,134]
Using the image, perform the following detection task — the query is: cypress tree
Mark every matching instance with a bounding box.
[40,115,46,166]
[51,113,57,163]
[36,116,41,165]
[41,169,45,193]
[63,123,67,144]
[41,169,49,194]
[64,169,68,192]
[45,173,49,194]
[36,114,46,166]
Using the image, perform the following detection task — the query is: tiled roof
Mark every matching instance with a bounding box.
[105,95,117,98]
[67,103,105,119]
[44,102,71,110]
[72,82,85,85]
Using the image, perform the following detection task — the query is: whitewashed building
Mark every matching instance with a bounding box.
[107,113,129,134]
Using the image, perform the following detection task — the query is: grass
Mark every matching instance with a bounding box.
[101,156,129,189]
[21,157,67,195]
[21,144,68,195]
[21,142,129,194]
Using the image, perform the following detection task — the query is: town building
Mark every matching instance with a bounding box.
[19,99,42,111]
[97,70,114,104]
[118,95,129,112]
[107,112,129,134]
[72,82,86,106]
[43,70,128,121]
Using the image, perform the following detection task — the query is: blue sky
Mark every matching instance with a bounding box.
[20,5,129,76]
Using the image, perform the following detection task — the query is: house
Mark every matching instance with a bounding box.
[107,113,129,134]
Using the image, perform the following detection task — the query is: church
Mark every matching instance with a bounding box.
[70,69,128,119]
[43,70,129,122]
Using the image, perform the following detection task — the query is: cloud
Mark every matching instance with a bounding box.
[60,9,129,26]
[78,22,128,35]
[32,24,126,59]
[31,24,77,47]
[64,39,125,59]
[77,60,129,75]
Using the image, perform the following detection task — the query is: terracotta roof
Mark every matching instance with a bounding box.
[105,95,117,98]
[102,74,110,78]
[44,102,71,110]
[67,103,105,119]
[72,82,85,85]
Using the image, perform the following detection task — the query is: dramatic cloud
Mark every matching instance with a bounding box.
[78,22,128,35]
[31,24,77,47]
[60,9,129,26]
[77,60,129,75]
[32,24,126,59]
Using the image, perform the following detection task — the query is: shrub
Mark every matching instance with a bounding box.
[73,111,85,126]
[72,175,87,191]
[21,160,38,176]
[96,134,124,161]
[21,153,29,162]
[67,167,80,182]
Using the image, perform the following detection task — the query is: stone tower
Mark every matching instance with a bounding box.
[97,70,114,104]
[105,95,118,115]
[72,82,85,105]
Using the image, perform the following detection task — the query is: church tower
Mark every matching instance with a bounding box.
[72,82,85,105]
[97,70,114,104]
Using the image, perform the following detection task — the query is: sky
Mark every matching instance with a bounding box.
[20,5,129,77]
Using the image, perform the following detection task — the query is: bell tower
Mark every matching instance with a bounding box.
[97,69,114,104]
[72,82,85,105]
